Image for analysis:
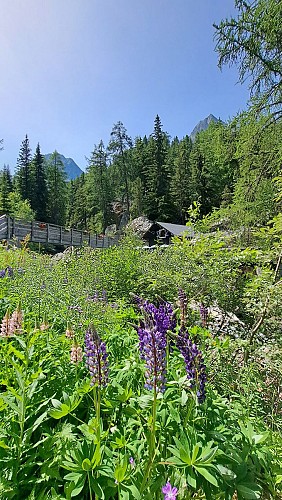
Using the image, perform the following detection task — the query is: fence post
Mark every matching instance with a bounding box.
[7,216,11,240]
[47,224,50,243]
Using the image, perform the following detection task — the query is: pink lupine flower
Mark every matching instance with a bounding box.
[9,309,23,335]
[0,312,11,337]
[70,344,83,364]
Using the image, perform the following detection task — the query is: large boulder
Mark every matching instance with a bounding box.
[127,216,153,238]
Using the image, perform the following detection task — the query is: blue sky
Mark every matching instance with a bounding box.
[0,0,249,172]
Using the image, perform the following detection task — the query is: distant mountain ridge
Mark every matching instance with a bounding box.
[44,153,83,180]
[190,114,220,141]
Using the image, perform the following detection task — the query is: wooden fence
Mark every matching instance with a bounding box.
[0,215,119,249]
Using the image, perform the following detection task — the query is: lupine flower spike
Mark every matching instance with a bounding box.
[199,303,208,328]
[0,308,23,337]
[9,308,23,335]
[177,328,207,403]
[162,482,178,500]
[65,322,74,339]
[84,325,109,387]
[178,288,188,327]
[137,299,176,393]
[0,311,11,337]
[70,344,83,364]
[40,313,49,331]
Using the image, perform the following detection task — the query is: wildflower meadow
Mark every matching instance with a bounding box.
[0,233,281,499]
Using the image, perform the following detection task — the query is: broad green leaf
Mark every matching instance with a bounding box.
[82,458,92,471]
[191,443,200,463]
[7,344,25,361]
[216,464,237,480]
[126,485,141,499]
[196,445,218,465]
[194,466,218,487]
[70,477,85,497]
[91,479,105,499]
[92,443,102,468]
[180,447,192,465]
[187,468,197,488]
[252,433,268,445]
[64,472,84,483]
[237,482,262,499]
[0,440,9,449]
[119,487,129,500]
[114,464,127,483]
[166,456,186,466]
[49,403,70,419]
[181,389,188,406]
[0,395,20,414]
[137,394,153,408]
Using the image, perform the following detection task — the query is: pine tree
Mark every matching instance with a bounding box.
[129,137,148,218]
[109,122,133,214]
[85,141,112,233]
[15,134,32,201]
[67,174,87,230]
[30,143,48,221]
[214,0,282,120]
[143,115,171,220]
[170,135,192,223]
[46,150,68,225]
[0,165,13,215]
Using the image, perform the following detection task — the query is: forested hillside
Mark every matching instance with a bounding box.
[1,112,281,235]
[1,0,282,238]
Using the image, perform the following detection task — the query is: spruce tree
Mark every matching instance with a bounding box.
[46,150,68,225]
[30,143,48,221]
[143,115,171,220]
[109,122,133,214]
[170,135,192,223]
[15,134,32,202]
[85,141,112,233]
[67,174,87,230]
[0,165,13,215]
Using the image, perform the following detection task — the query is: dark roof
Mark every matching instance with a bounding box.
[156,221,195,237]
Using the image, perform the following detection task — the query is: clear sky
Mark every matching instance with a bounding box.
[0,0,249,172]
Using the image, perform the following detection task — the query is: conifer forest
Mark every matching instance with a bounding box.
[0,1,282,498]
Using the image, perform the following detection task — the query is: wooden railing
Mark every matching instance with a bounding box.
[0,215,119,249]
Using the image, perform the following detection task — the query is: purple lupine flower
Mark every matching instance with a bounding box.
[199,303,208,327]
[0,269,6,278]
[86,291,99,303]
[68,305,83,313]
[86,290,108,303]
[137,299,175,393]
[177,328,207,403]
[178,288,188,327]
[84,325,109,387]
[140,299,176,335]
[162,482,178,499]
[129,457,135,468]
[6,266,13,278]
[138,324,167,393]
